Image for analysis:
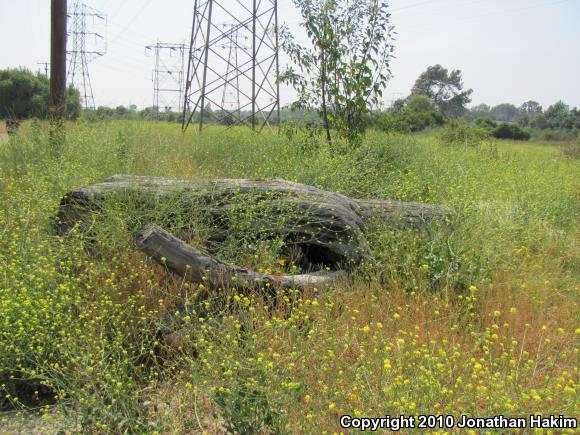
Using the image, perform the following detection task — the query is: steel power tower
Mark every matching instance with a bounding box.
[182,0,280,133]
[67,1,106,109]
[145,43,186,119]
[217,24,249,121]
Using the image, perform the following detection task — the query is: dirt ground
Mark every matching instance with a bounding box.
[0,410,63,435]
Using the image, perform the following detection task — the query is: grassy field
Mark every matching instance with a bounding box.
[0,120,578,433]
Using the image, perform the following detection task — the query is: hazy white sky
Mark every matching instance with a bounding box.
[1,0,579,109]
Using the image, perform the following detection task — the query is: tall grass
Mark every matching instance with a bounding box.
[0,120,578,433]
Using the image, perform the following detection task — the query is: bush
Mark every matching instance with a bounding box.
[533,128,579,142]
[368,96,444,134]
[492,123,531,141]
[366,111,410,133]
[439,119,489,146]
[475,117,497,131]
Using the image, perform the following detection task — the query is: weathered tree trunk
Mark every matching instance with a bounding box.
[56,175,452,268]
[354,199,450,226]
[136,224,344,290]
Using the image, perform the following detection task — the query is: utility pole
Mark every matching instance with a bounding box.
[38,62,50,78]
[50,0,67,120]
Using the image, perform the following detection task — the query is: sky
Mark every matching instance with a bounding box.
[1,0,579,110]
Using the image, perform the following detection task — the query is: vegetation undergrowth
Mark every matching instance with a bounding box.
[0,120,578,433]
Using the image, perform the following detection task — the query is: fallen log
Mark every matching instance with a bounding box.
[136,223,344,290]
[56,175,452,268]
[355,199,451,226]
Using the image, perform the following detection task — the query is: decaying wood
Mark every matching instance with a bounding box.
[354,199,450,226]
[136,223,344,290]
[56,175,452,268]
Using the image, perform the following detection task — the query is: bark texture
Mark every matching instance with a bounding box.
[56,175,452,268]
[136,223,344,290]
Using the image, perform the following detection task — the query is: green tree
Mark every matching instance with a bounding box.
[0,68,80,120]
[543,101,571,129]
[368,95,444,133]
[571,108,580,129]
[280,0,395,145]
[390,98,406,115]
[489,103,519,122]
[469,103,491,118]
[411,64,472,117]
[518,100,542,127]
[519,100,542,114]
[400,94,444,131]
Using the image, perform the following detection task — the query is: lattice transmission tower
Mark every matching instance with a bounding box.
[217,24,249,121]
[67,1,106,109]
[182,0,280,132]
[146,43,186,119]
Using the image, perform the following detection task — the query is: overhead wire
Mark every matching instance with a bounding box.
[108,0,155,45]
[394,0,490,19]
[108,19,153,42]
[92,0,575,106]
[93,59,151,82]
[446,0,573,23]
[98,52,149,72]
[390,0,439,13]
[402,0,573,29]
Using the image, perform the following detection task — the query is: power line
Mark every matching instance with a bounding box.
[37,62,50,77]
[98,52,148,72]
[218,23,249,117]
[67,1,107,109]
[145,42,186,117]
[395,0,489,19]
[98,0,115,12]
[103,43,151,64]
[403,0,573,29]
[449,0,573,22]
[94,61,151,82]
[109,0,154,45]
[107,0,128,21]
[391,0,438,12]
[182,0,281,133]
[108,19,153,42]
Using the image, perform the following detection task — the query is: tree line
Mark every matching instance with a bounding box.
[0,68,80,121]
[1,0,578,142]
[2,64,579,142]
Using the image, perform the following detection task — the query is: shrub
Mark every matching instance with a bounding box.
[533,128,579,142]
[475,117,497,131]
[492,123,531,141]
[439,119,489,146]
[368,96,444,134]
